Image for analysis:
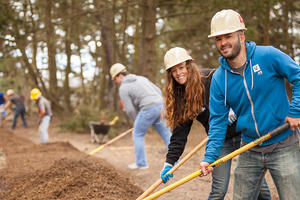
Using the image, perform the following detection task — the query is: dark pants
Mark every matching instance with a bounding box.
[11,106,28,129]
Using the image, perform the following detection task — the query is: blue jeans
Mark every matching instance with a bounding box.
[11,106,28,129]
[209,135,271,200]
[133,104,171,166]
[38,116,51,143]
[234,142,300,200]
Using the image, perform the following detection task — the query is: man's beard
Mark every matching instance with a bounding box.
[218,36,241,60]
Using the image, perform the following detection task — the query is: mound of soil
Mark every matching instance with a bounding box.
[0,128,142,200]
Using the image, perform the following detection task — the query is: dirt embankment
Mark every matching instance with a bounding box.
[0,128,142,200]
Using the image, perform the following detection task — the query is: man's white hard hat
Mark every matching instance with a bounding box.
[208,9,247,38]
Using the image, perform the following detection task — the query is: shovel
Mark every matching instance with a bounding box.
[87,128,133,157]
[144,123,289,200]
[109,116,119,126]
[136,136,208,200]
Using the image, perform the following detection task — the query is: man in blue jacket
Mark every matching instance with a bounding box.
[200,9,300,199]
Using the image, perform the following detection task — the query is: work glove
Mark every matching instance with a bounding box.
[160,162,173,183]
[228,108,237,125]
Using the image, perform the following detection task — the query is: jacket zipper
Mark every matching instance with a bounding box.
[241,70,261,137]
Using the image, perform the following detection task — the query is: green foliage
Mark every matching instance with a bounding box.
[59,104,103,133]
[58,104,131,138]
[59,117,88,133]
[0,78,14,91]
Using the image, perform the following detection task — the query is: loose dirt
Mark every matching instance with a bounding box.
[0,127,142,200]
[0,118,280,199]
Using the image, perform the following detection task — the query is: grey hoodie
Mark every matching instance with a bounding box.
[119,74,163,120]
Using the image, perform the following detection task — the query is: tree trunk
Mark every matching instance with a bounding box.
[121,0,129,64]
[16,41,40,89]
[64,32,72,113]
[283,0,291,55]
[139,0,158,81]
[133,6,141,75]
[283,0,292,100]
[63,0,74,114]
[93,0,116,110]
[76,39,88,104]
[28,0,47,94]
[45,0,59,109]
[263,0,270,45]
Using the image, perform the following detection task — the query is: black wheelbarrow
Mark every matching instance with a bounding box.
[89,117,119,143]
[89,122,110,143]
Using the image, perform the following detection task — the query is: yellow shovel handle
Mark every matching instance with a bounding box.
[143,170,202,200]
[144,123,289,200]
[109,116,119,126]
[88,145,105,156]
[136,137,208,200]
[88,128,133,156]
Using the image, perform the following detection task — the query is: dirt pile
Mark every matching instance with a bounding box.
[0,128,142,200]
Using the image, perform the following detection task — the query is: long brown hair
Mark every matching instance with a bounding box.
[163,60,205,130]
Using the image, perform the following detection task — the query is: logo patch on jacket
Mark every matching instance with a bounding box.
[253,64,263,75]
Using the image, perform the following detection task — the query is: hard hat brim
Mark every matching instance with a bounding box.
[31,95,40,100]
[165,58,194,71]
[111,68,126,80]
[208,28,247,38]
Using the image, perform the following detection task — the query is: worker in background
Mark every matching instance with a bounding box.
[110,63,172,169]
[5,89,28,130]
[0,92,7,127]
[30,88,52,143]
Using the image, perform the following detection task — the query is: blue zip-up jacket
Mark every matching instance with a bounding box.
[204,41,300,163]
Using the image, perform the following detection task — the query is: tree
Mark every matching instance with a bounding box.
[93,0,116,110]
[138,0,158,80]
[45,0,59,107]
[0,0,299,119]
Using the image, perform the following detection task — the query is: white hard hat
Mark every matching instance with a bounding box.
[164,47,193,71]
[208,9,247,38]
[110,63,127,80]
[6,89,14,96]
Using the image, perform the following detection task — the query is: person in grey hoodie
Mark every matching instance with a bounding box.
[110,63,172,169]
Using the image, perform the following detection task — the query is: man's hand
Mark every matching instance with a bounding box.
[285,116,300,131]
[199,161,213,176]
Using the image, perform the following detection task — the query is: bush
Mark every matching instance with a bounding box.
[59,104,131,137]
[59,105,104,133]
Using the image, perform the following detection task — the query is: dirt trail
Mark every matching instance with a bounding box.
[1,119,280,199]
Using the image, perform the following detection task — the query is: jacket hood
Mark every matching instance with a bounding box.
[218,41,257,106]
[219,41,256,70]
[122,74,137,84]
